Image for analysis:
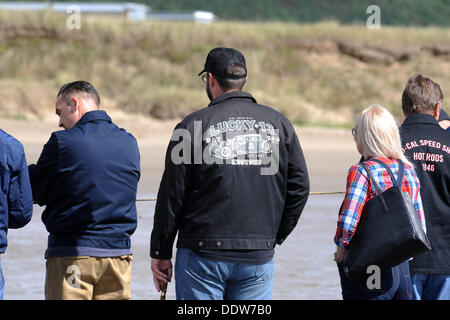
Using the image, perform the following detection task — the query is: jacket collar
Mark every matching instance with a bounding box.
[208,91,257,107]
[402,113,440,127]
[76,110,112,126]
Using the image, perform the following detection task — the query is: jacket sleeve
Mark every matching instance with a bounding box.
[150,123,192,259]
[276,125,310,245]
[333,165,369,248]
[28,134,59,206]
[8,141,33,229]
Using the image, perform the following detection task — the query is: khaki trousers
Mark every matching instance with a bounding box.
[45,255,132,300]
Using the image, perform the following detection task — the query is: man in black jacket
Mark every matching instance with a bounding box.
[150,47,310,300]
[400,74,450,300]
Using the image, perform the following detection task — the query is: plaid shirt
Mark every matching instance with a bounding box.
[334,157,426,248]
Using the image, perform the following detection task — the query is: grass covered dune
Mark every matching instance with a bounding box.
[0,11,449,126]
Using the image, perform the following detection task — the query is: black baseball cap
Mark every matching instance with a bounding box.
[198,47,247,79]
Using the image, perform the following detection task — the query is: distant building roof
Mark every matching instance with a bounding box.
[147,10,216,23]
[52,2,149,13]
[0,2,216,22]
[0,2,150,20]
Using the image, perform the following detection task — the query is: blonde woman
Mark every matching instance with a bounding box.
[334,105,426,300]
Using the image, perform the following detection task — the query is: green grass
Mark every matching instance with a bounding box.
[0,11,449,126]
[55,0,450,26]
[1,113,28,121]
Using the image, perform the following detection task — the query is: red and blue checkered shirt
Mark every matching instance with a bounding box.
[334,157,426,249]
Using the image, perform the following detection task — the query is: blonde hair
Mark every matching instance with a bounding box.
[354,104,412,167]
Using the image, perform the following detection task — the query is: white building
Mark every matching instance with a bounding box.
[0,1,150,20]
[147,10,216,23]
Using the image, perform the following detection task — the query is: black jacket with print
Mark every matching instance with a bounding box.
[400,113,450,274]
[150,91,310,259]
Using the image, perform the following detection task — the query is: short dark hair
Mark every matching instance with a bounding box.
[214,64,247,91]
[57,81,100,106]
[402,74,444,116]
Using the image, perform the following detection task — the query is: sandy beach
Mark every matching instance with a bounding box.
[0,111,360,300]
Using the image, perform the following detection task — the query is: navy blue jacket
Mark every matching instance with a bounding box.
[0,130,33,253]
[28,111,140,252]
[400,114,450,274]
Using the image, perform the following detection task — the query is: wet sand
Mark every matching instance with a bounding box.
[0,113,359,299]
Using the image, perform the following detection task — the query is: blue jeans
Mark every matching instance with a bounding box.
[0,256,4,300]
[411,274,450,300]
[337,260,413,300]
[175,248,274,300]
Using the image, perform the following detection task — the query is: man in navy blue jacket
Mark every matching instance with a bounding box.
[0,130,33,299]
[400,74,450,300]
[28,81,140,300]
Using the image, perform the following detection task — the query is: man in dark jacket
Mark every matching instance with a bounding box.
[0,130,33,299]
[399,74,450,300]
[150,47,310,300]
[28,81,140,300]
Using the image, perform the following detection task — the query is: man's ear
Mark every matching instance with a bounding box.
[434,100,441,121]
[208,73,215,86]
[70,96,79,113]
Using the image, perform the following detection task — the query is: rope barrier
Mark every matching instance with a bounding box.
[310,191,345,195]
[137,198,157,202]
[136,191,345,202]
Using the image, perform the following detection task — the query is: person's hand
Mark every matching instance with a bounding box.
[334,246,347,264]
[151,258,172,292]
[439,120,450,130]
